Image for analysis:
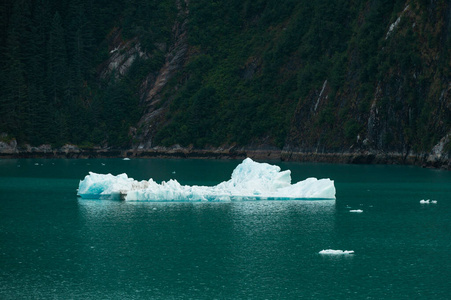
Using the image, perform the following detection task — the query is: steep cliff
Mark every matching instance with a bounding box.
[286,1,450,165]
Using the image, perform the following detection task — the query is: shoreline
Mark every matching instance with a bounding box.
[0,147,449,170]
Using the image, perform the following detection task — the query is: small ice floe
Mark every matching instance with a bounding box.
[101,163,106,166]
[34,163,39,166]
[350,209,363,213]
[420,199,437,204]
[319,249,354,255]
[123,158,131,161]
[172,171,176,174]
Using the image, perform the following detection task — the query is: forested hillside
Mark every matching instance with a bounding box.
[0,0,175,147]
[1,0,450,165]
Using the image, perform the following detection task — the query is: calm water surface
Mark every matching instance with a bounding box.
[0,159,450,299]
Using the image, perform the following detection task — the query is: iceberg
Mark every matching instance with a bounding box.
[77,158,336,202]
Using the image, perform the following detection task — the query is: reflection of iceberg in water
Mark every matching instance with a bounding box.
[77,158,336,202]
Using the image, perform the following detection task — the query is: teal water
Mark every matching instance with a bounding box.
[0,159,450,299]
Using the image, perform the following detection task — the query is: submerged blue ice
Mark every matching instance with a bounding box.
[77,158,336,201]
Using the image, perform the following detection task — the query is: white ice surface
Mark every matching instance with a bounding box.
[319,249,354,255]
[77,158,336,201]
[420,199,437,204]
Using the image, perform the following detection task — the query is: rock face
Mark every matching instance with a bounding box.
[135,0,190,149]
[0,134,17,154]
[286,2,450,167]
[99,27,148,80]
[427,132,451,168]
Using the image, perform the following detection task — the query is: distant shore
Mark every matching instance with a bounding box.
[0,145,449,170]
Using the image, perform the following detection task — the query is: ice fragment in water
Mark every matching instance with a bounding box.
[77,158,336,201]
[349,209,363,213]
[420,199,437,204]
[319,249,354,255]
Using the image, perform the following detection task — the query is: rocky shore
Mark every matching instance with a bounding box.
[0,140,449,170]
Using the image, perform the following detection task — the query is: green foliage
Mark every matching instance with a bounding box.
[344,120,362,141]
[0,0,152,147]
[0,0,448,155]
[152,0,450,152]
[156,85,222,147]
[122,0,177,49]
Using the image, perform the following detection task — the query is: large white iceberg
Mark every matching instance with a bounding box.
[77,158,336,201]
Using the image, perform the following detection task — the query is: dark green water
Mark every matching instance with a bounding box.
[1,159,450,299]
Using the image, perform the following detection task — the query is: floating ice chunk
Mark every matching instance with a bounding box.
[123,158,131,161]
[350,209,363,213]
[77,172,150,200]
[77,158,336,202]
[420,199,437,204]
[319,249,354,255]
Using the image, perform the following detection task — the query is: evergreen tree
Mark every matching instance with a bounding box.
[46,11,69,142]
[23,0,52,142]
[67,0,93,86]
[1,1,30,137]
[47,12,68,106]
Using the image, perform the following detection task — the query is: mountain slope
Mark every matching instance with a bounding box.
[0,0,449,166]
[132,0,450,165]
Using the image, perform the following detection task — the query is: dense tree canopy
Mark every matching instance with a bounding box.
[0,0,150,147]
[0,0,449,154]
